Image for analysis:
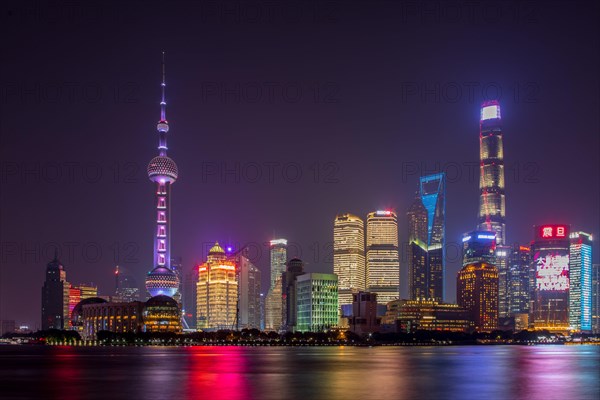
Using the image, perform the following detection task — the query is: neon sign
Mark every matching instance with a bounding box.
[534,250,569,291]
[376,210,393,216]
[538,225,569,239]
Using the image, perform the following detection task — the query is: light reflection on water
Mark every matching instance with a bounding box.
[0,345,598,400]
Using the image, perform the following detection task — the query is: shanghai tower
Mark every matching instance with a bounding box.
[145,53,180,298]
[477,100,506,245]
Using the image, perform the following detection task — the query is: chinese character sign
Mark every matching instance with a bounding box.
[534,251,569,291]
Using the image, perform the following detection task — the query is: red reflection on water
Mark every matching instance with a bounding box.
[47,347,82,400]
[184,346,251,400]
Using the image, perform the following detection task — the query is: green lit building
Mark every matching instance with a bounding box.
[296,273,338,332]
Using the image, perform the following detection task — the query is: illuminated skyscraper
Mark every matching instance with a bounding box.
[269,239,287,290]
[407,174,445,301]
[407,195,428,300]
[477,100,506,245]
[296,273,338,332]
[145,53,180,299]
[531,224,570,332]
[196,242,238,330]
[235,249,262,330]
[508,245,531,316]
[366,211,399,304]
[569,232,593,332]
[41,252,70,330]
[592,264,600,334]
[182,266,198,330]
[334,213,366,310]
[114,266,140,303]
[495,245,511,319]
[457,262,499,332]
[265,277,283,331]
[462,231,496,266]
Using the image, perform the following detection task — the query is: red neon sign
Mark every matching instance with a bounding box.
[538,225,569,239]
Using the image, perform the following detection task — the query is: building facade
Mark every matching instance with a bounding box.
[477,100,506,245]
[462,231,496,266]
[41,253,70,330]
[569,232,593,332]
[407,173,446,302]
[457,262,499,332]
[381,299,470,333]
[182,266,198,330]
[530,225,570,332]
[592,264,600,334]
[508,245,531,316]
[348,291,380,335]
[366,211,400,304]
[265,276,283,331]
[282,258,305,331]
[269,239,287,290]
[236,251,262,330]
[196,243,238,330]
[334,213,366,311]
[407,195,428,300]
[296,273,339,332]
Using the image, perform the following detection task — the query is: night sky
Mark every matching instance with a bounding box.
[1,0,599,327]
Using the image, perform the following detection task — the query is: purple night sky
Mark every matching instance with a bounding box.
[1,1,599,327]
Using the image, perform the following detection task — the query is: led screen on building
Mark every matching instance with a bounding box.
[534,250,569,291]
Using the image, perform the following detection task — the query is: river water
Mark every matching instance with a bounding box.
[0,345,598,399]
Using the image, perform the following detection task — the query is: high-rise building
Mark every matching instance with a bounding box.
[182,265,198,330]
[41,252,70,330]
[462,231,496,266]
[333,213,366,310]
[569,232,593,332]
[407,174,446,301]
[477,100,506,246]
[592,264,600,334]
[457,262,499,332]
[196,242,238,330]
[265,277,283,331]
[407,195,428,300]
[495,245,511,319]
[236,250,262,330]
[282,258,305,331]
[114,266,140,303]
[269,239,287,290]
[296,273,338,332]
[145,53,180,299]
[508,245,531,316]
[366,211,400,304]
[530,224,570,332]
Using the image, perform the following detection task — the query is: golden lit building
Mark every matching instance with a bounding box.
[334,213,366,311]
[143,295,182,333]
[366,211,400,304]
[196,242,238,330]
[457,262,499,332]
[381,299,470,333]
[265,276,283,331]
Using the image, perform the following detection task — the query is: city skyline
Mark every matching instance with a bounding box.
[2,3,599,328]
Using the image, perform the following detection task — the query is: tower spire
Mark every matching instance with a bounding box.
[160,51,166,122]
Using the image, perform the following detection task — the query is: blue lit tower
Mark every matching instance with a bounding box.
[145,53,180,298]
[569,232,593,332]
[477,101,506,245]
[419,173,446,301]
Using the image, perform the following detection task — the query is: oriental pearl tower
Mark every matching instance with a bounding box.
[145,53,180,298]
